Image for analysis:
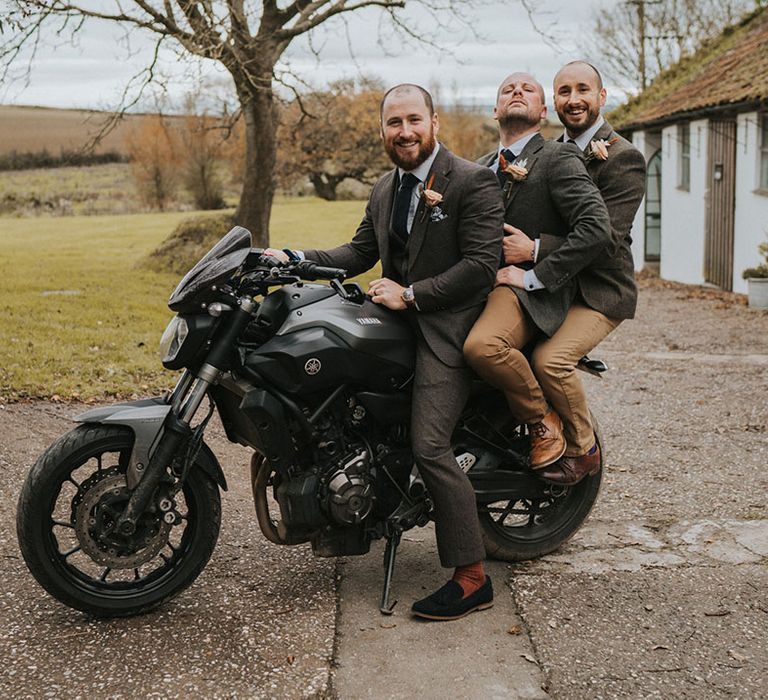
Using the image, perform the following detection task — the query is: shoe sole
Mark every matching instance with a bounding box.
[411,601,494,621]
[539,464,602,486]
[529,440,567,470]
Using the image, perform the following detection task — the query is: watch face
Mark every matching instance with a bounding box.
[402,288,414,302]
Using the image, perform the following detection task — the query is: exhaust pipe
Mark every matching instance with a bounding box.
[250,453,309,545]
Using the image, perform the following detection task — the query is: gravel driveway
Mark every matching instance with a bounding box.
[1,282,766,699]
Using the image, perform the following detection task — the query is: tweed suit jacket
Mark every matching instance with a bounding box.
[303,146,504,367]
[479,133,612,337]
[543,120,646,320]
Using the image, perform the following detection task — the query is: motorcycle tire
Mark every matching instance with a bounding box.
[478,417,604,562]
[16,424,221,617]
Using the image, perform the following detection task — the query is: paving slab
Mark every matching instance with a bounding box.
[334,525,548,700]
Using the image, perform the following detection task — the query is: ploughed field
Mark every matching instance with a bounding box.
[0,200,374,402]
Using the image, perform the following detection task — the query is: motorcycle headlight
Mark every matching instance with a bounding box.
[159,316,189,364]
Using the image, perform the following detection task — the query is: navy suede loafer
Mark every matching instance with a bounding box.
[411,576,494,621]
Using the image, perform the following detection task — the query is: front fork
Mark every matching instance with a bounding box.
[115,297,256,536]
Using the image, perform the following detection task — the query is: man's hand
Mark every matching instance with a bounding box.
[368,278,407,310]
[502,224,535,264]
[495,265,526,289]
[263,248,290,262]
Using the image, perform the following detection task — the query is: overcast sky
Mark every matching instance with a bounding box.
[2,0,631,112]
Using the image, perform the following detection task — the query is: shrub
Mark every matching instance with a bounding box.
[140,212,236,275]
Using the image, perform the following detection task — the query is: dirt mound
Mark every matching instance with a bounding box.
[141,212,238,275]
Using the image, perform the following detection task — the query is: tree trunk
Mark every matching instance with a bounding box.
[310,173,341,201]
[235,84,278,248]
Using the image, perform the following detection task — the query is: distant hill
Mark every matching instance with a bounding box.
[0,105,175,157]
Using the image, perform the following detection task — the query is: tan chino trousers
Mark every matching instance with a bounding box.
[464,286,619,456]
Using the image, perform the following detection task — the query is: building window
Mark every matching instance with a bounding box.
[760,112,768,192]
[678,123,690,191]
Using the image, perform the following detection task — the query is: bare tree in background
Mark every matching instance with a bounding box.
[1,0,492,246]
[586,0,767,92]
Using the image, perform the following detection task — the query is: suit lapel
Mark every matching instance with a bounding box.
[504,133,544,215]
[378,169,398,265]
[408,147,451,270]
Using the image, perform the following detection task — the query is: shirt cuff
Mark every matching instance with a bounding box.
[533,239,540,263]
[523,269,545,291]
[295,250,306,261]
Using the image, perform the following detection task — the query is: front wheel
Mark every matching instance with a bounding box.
[17,424,221,617]
[478,418,604,562]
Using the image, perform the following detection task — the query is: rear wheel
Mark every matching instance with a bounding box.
[17,424,221,616]
[478,417,603,562]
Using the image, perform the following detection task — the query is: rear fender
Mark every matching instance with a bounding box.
[75,397,227,491]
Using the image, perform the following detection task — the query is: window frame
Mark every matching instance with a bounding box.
[677,122,691,191]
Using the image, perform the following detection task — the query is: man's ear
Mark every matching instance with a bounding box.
[432,112,439,136]
[599,88,607,108]
[540,105,547,121]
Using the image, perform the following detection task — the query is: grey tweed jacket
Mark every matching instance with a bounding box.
[543,120,647,320]
[479,133,612,336]
[303,146,504,367]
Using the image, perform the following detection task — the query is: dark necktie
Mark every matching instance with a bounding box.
[496,148,515,187]
[392,172,420,240]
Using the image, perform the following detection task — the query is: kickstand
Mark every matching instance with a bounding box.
[379,532,401,615]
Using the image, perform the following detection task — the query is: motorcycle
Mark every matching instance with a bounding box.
[17,226,605,617]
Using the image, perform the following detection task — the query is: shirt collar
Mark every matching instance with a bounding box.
[398,143,440,184]
[563,115,605,152]
[498,132,537,159]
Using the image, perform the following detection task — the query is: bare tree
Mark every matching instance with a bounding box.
[1,0,488,246]
[586,0,767,92]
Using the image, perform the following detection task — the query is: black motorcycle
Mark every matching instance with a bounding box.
[17,226,605,617]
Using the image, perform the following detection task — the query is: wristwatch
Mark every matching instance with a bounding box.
[401,286,417,309]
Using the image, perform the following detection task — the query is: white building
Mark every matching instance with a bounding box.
[613,8,768,294]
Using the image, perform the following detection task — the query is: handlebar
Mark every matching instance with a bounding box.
[294,260,348,281]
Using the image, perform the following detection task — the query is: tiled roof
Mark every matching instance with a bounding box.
[611,7,768,130]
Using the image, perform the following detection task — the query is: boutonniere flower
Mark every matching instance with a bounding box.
[419,174,443,208]
[418,174,448,223]
[586,137,620,162]
[499,153,528,181]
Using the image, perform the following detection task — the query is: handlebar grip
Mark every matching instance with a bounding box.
[295,260,347,280]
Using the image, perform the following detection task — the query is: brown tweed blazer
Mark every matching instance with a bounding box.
[543,120,647,320]
[303,146,504,367]
[478,133,612,336]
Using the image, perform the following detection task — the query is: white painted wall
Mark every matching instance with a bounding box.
[733,111,768,294]
[630,131,647,271]
[659,119,709,285]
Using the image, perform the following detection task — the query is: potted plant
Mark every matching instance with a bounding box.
[742,239,768,309]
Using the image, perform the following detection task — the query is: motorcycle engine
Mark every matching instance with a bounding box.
[323,450,373,526]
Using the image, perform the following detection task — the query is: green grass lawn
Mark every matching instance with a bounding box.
[0,198,370,401]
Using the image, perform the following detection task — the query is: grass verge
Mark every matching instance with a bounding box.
[0,199,370,401]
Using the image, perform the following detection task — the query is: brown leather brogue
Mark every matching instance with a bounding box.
[528,410,566,469]
[539,444,601,486]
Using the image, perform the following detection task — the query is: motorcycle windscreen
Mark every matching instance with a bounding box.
[168,226,252,312]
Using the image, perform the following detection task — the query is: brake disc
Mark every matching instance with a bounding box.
[73,468,172,569]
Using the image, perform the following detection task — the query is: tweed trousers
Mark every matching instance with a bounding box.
[411,334,486,568]
[464,286,619,455]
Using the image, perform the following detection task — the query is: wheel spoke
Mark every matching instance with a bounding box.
[68,476,81,489]
[97,454,103,472]
[52,519,74,529]
[99,567,112,582]
[133,568,141,580]
[62,545,81,558]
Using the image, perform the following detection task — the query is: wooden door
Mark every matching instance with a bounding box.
[704,119,737,290]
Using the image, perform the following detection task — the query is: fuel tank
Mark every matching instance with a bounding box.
[242,285,415,394]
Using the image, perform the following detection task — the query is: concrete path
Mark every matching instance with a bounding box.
[334,525,547,700]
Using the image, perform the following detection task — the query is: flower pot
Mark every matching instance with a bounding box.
[747,277,768,309]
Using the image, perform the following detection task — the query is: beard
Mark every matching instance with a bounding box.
[496,108,540,131]
[384,126,437,170]
[559,102,601,136]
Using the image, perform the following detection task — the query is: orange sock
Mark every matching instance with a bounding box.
[452,561,486,598]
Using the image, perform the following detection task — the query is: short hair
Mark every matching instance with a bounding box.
[496,73,546,103]
[558,60,604,90]
[380,84,435,119]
